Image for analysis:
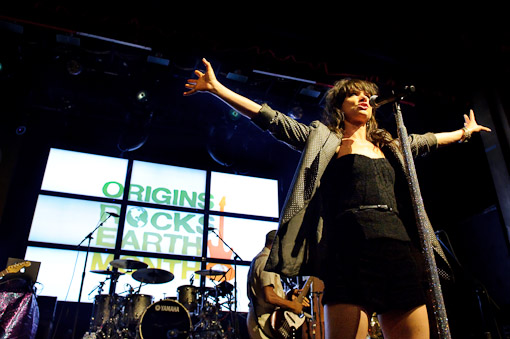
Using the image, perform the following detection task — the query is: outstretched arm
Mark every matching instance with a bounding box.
[434,109,491,146]
[183,58,262,119]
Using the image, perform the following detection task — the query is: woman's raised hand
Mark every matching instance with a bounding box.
[183,58,217,96]
[182,57,262,118]
[464,109,492,134]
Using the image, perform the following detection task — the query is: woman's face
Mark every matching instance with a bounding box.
[341,90,373,126]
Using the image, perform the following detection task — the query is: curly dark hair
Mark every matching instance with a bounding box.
[322,78,393,148]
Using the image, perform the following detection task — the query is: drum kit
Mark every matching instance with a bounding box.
[83,259,235,339]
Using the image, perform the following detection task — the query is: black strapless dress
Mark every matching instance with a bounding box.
[319,154,426,314]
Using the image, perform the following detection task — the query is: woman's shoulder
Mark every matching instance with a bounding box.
[310,120,338,135]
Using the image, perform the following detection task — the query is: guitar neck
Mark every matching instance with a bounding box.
[296,276,314,304]
[0,261,31,278]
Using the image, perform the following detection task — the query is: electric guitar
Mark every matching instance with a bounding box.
[0,261,31,278]
[270,276,314,339]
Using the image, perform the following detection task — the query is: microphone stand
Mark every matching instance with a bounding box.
[208,228,242,338]
[392,100,451,338]
[71,214,111,339]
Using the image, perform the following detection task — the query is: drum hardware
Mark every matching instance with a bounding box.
[215,281,234,298]
[85,262,171,339]
[190,277,236,338]
[88,278,107,298]
[192,296,228,338]
[90,269,125,277]
[86,269,127,338]
[88,294,125,337]
[171,274,236,338]
[85,262,237,339]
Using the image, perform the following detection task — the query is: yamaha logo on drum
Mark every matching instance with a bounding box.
[154,304,180,312]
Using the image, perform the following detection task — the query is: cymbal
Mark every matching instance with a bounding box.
[132,268,174,284]
[110,259,148,270]
[91,269,124,276]
[195,269,226,277]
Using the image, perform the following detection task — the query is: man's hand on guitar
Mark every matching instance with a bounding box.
[270,278,316,338]
[290,288,310,308]
[289,300,304,315]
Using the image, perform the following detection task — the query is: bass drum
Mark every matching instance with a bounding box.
[138,299,192,339]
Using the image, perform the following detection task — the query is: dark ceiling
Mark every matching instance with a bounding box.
[0,3,509,227]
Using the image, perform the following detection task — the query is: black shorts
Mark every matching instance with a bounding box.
[321,230,427,314]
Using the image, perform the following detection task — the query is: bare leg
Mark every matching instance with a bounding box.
[324,303,369,339]
[378,304,429,339]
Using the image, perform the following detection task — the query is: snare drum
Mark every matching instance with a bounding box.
[138,299,191,339]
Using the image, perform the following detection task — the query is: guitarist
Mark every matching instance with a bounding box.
[247,230,308,339]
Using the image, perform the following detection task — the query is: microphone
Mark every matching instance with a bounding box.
[369,85,416,108]
[106,212,120,218]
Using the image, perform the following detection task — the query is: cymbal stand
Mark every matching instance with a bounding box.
[135,281,147,294]
[88,279,106,298]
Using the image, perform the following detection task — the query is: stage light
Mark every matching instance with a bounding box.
[227,109,241,121]
[15,126,27,135]
[207,124,235,167]
[136,90,148,103]
[226,72,248,83]
[147,55,169,66]
[56,34,80,47]
[299,86,321,98]
[117,91,153,153]
[66,59,82,76]
[1,21,23,34]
